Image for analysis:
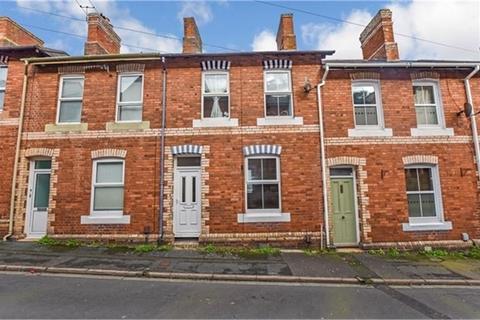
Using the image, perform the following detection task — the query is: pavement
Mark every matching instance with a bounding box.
[0,241,479,285]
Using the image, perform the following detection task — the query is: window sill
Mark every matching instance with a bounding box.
[411,127,454,137]
[402,221,452,232]
[45,123,88,133]
[106,121,150,132]
[80,215,131,225]
[348,127,393,137]
[257,117,303,126]
[192,118,238,128]
[237,212,291,223]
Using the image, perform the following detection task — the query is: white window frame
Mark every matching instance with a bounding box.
[412,80,448,131]
[0,65,8,112]
[263,70,294,118]
[244,156,282,214]
[116,73,144,123]
[403,164,451,231]
[56,75,84,124]
[351,80,385,129]
[90,158,125,217]
[201,70,230,119]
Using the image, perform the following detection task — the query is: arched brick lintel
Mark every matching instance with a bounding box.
[327,156,366,167]
[91,149,127,159]
[403,155,438,165]
[25,148,56,158]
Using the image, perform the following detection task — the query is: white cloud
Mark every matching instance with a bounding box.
[251,29,277,51]
[16,0,181,54]
[177,1,213,26]
[301,10,371,59]
[301,0,480,60]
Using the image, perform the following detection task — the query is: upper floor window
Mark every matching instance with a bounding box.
[264,70,293,117]
[202,72,229,118]
[405,165,442,223]
[57,76,84,123]
[117,74,143,122]
[91,159,124,215]
[352,81,382,127]
[0,66,7,111]
[245,156,280,213]
[412,81,442,127]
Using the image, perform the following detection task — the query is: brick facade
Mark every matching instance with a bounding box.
[1,12,479,248]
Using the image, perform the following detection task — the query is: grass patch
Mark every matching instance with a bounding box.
[37,236,172,254]
[368,246,480,261]
[37,236,61,246]
[199,244,280,258]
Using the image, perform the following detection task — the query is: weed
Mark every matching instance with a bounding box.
[200,244,280,258]
[201,244,219,255]
[464,246,480,259]
[64,239,81,248]
[37,236,60,246]
[157,244,173,252]
[386,248,400,258]
[421,248,449,258]
[133,244,157,253]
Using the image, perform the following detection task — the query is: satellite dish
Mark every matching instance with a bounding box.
[464,102,473,118]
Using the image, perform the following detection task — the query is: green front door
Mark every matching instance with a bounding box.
[331,178,357,245]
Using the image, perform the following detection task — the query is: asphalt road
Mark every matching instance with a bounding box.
[0,273,479,319]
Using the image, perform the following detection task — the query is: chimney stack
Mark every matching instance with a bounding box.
[276,13,296,51]
[0,17,44,47]
[84,13,121,55]
[183,17,202,54]
[359,9,399,61]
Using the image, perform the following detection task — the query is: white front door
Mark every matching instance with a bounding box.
[26,159,51,238]
[173,166,201,238]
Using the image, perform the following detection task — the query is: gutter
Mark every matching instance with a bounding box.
[325,61,480,69]
[158,57,167,242]
[3,60,29,241]
[317,65,330,248]
[464,65,480,180]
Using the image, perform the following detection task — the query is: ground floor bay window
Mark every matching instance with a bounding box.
[402,164,451,231]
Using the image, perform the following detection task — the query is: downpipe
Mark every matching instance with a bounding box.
[464,65,480,181]
[4,60,29,241]
[317,65,330,248]
[158,57,167,243]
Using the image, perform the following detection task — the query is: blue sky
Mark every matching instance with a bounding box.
[3,1,480,60]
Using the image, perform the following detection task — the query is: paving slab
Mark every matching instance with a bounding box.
[354,253,467,280]
[281,252,358,277]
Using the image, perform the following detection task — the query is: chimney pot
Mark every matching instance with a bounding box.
[276,13,297,51]
[359,9,399,61]
[183,17,202,54]
[84,13,121,55]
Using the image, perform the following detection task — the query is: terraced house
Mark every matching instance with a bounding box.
[0,9,479,248]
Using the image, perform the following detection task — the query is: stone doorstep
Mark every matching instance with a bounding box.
[1,264,479,286]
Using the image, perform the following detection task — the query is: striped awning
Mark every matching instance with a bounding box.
[243,145,282,156]
[263,59,292,70]
[171,144,203,155]
[201,60,231,71]
[0,55,9,65]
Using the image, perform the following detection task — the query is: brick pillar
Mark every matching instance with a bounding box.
[276,13,297,51]
[84,13,121,55]
[359,9,399,61]
[182,17,202,54]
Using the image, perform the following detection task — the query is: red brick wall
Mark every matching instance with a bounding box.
[0,17,44,47]
[0,59,23,236]
[323,69,480,242]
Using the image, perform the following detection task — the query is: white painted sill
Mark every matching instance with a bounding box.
[348,127,393,137]
[192,118,239,128]
[237,212,291,223]
[411,127,454,137]
[81,215,131,225]
[257,117,303,126]
[402,221,452,232]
